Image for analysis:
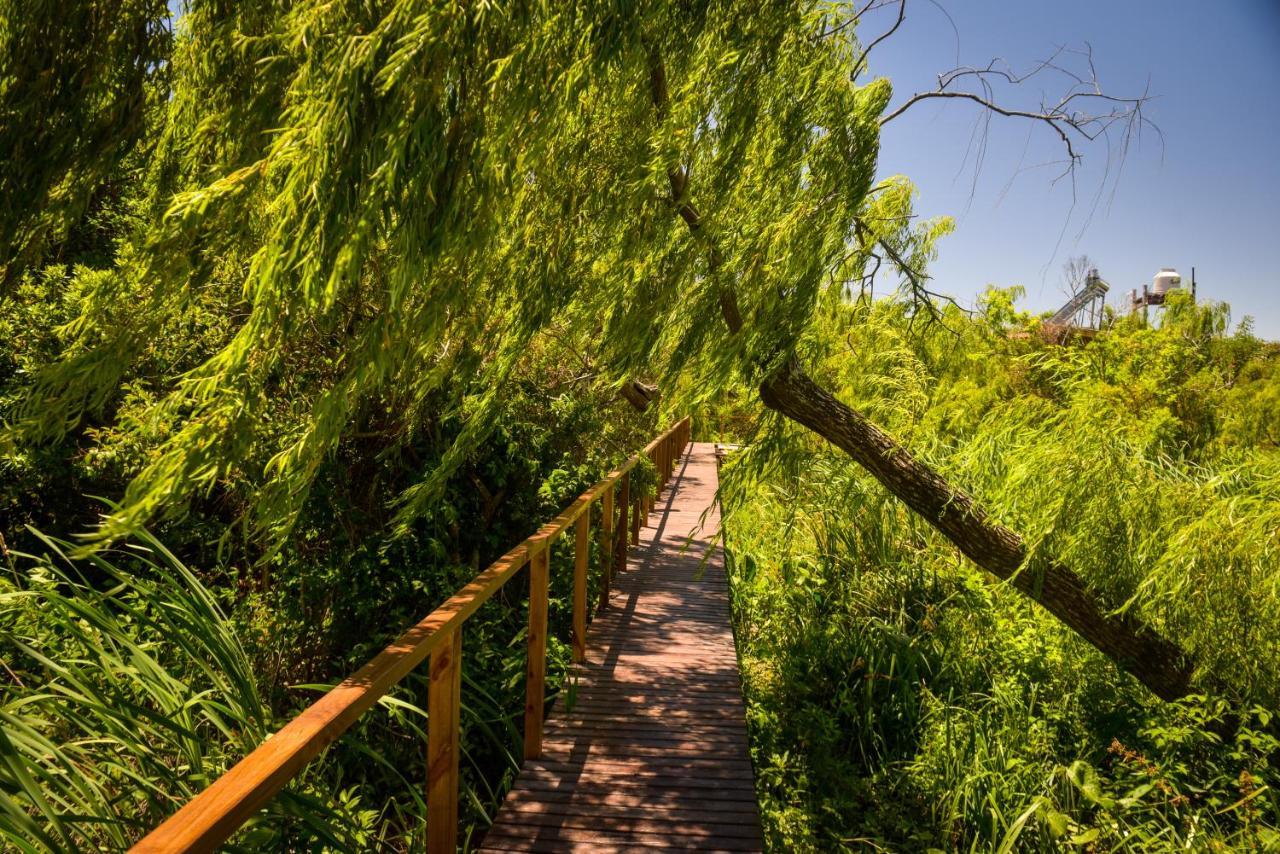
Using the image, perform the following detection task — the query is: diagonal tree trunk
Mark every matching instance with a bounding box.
[758,358,1192,700]
[646,49,1193,701]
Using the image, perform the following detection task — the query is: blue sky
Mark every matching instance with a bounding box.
[865,0,1280,338]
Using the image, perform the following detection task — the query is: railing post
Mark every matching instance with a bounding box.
[650,446,660,512]
[599,483,614,609]
[427,627,461,854]
[656,443,664,495]
[643,450,653,522]
[524,538,550,760]
[572,510,589,663]
[617,472,631,571]
[630,485,641,547]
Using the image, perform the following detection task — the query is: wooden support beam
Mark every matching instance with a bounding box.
[524,538,551,760]
[631,489,641,546]
[426,627,461,854]
[572,510,589,663]
[599,484,614,610]
[617,472,632,570]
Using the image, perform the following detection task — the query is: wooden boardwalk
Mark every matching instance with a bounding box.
[479,442,762,852]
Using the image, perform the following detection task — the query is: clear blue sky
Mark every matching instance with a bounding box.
[866,0,1280,338]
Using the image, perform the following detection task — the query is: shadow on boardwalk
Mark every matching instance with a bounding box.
[478,442,762,853]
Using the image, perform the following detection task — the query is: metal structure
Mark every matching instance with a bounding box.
[1045,266,1109,336]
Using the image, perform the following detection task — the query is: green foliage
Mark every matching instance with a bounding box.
[1,273,652,847]
[1,465,626,850]
[722,293,1280,851]
[0,529,373,851]
[4,2,1279,851]
[0,0,170,290]
[1,0,936,557]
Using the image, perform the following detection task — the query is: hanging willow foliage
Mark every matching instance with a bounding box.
[0,0,172,291]
[4,1,925,549]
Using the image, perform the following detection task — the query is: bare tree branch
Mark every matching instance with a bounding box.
[880,47,1162,176]
[817,0,898,42]
[849,0,906,79]
[850,218,970,329]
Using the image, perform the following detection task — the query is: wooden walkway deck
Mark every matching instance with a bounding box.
[479,442,762,852]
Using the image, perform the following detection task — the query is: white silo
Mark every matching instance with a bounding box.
[1152,268,1182,296]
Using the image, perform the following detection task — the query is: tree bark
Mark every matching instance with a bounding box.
[620,379,660,412]
[758,357,1192,700]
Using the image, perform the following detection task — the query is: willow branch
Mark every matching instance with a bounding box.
[646,47,743,335]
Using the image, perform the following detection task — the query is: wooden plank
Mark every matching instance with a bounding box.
[483,443,762,852]
[492,808,763,840]
[556,708,748,724]
[540,726,749,749]
[498,787,761,815]
[426,627,461,854]
[511,772,760,799]
[480,821,761,851]
[524,538,550,760]
[518,760,759,789]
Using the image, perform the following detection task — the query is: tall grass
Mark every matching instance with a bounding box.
[719,289,1280,850]
[724,446,1280,851]
[0,514,601,851]
[0,529,384,850]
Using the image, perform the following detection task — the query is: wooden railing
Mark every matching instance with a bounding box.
[131,417,693,854]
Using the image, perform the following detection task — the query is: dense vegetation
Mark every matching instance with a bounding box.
[2,255,658,849]
[723,291,1280,850]
[2,0,1277,851]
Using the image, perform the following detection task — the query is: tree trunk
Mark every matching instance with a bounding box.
[758,357,1193,701]
[620,379,660,412]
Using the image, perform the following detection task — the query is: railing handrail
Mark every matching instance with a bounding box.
[131,417,692,853]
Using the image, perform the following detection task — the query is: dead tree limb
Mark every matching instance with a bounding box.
[880,46,1160,189]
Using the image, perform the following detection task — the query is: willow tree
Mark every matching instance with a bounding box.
[1,0,1192,698]
[0,0,171,291]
